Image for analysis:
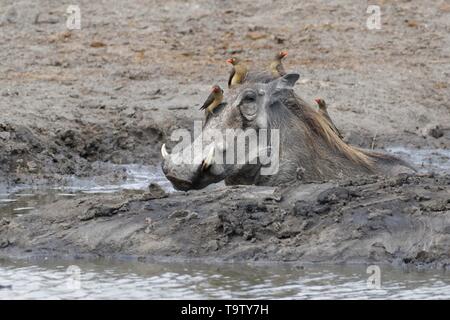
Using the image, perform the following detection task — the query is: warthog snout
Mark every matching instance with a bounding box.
[161,143,220,191]
[163,174,193,191]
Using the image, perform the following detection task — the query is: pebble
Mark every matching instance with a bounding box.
[420,124,444,139]
[1,7,18,24]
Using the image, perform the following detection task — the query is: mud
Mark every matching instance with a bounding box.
[1,0,450,267]
[1,0,450,183]
[0,174,449,269]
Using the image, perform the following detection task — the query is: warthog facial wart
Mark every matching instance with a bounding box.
[166,121,280,175]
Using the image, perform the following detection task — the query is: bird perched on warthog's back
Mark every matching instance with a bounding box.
[227,57,248,88]
[269,51,288,77]
[199,85,224,115]
[315,98,343,139]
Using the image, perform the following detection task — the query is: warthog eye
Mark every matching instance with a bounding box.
[242,95,256,103]
[239,91,258,120]
[242,92,256,103]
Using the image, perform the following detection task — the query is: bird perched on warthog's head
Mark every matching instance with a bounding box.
[269,51,288,78]
[227,57,248,88]
[162,72,414,191]
[200,85,223,115]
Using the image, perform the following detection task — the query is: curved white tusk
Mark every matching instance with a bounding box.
[161,143,169,160]
[201,146,215,171]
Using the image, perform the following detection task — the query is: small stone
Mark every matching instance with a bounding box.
[243,230,253,241]
[34,12,59,24]
[61,223,71,230]
[420,124,444,139]
[142,183,167,200]
[293,200,313,217]
[273,35,286,44]
[2,7,18,24]
[0,239,10,248]
[206,240,219,251]
[226,48,243,54]
[26,161,38,173]
[429,126,444,139]
[168,210,189,219]
[246,31,267,40]
[90,41,106,48]
[317,187,350,204]
[414,194,431,201]
[186,212,199,220]
[0,132,10,140]
[405,19,418,28]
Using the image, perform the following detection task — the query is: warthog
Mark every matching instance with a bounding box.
[162,73,414,191]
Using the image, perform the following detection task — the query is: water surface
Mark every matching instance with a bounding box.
[0,259,449,299]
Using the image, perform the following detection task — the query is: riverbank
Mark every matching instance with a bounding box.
[1,173,449,269]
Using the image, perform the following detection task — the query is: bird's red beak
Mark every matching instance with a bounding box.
[280,51,288,58]
[226,58,233,64]
[314,98,320,104]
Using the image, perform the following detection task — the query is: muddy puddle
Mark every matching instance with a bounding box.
[0,164,173,217]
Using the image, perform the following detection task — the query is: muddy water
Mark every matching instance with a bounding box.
[0,148,449,299]
[387,147,450,173]
[0,259,449,299]
[0,164,172,217]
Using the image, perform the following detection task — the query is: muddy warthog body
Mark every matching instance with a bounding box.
[162,73,413,191]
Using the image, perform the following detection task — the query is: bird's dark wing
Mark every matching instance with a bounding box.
[276,64,286,76]
[333,126,344,139]
[329,121,343,139]
[200,92,215,110]
[228,68,235,88]
[321,110,343,139]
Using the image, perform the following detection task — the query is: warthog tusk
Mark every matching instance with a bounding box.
[201,146,215,171]
[161,143,169,160]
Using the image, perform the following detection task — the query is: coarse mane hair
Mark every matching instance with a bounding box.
[274,90,375,169]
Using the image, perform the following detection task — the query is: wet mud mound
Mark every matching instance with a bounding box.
[1,174,449,269]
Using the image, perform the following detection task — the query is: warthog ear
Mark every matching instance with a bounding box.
[275,73,300,90]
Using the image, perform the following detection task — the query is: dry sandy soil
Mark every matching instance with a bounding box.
[0,1,450,267]
[1,0,450,183]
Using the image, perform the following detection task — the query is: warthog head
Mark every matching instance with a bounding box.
[161,73,301,190]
